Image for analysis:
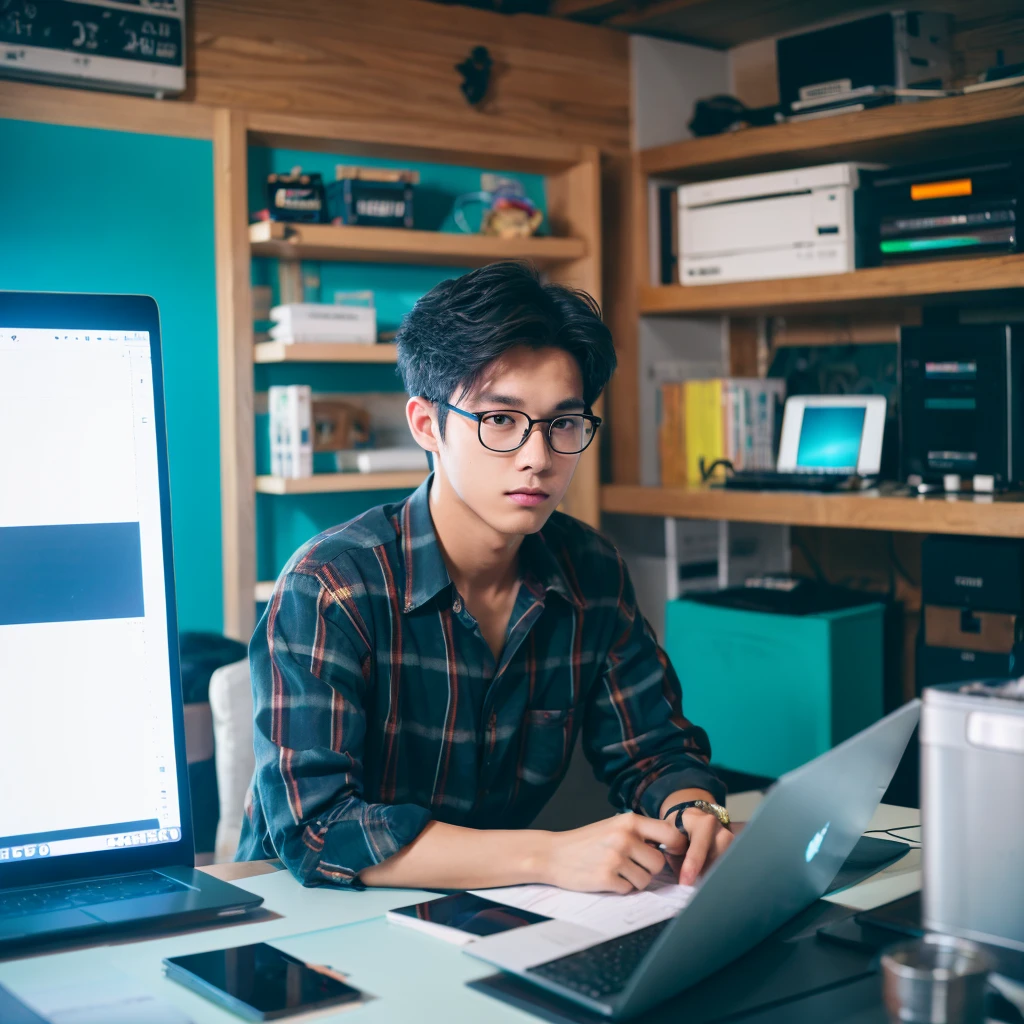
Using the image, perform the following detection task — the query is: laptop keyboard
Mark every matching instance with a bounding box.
[526,920,670,1001]
[0,871,188,919]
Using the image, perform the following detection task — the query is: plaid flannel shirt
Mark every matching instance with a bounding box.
[237,475,723,886]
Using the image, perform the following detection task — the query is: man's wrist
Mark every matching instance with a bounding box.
[659,788,716,820]
[523,829,556,885]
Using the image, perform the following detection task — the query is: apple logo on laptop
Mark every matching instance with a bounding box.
[805,821,830,863]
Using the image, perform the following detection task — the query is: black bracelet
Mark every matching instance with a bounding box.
[662,801,700,842]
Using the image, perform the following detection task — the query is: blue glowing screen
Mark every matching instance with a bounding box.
[796,406,866,470]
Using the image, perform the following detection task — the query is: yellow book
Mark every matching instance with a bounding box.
[685,379,725,482]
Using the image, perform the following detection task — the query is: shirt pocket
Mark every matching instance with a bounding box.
[518,708,574,786]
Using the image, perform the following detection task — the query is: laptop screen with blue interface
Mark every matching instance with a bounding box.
[795,405,866,472]
[0,327,182,866]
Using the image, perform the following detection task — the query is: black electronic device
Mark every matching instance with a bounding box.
[864,156,1023,265]
[775,11,950,113]
[389,891,549,939]
[720,470,852,492]
[916,535,1024,690]
[921,536,1024,613]
[164,943,362,1021]
[900,325,1024,491]
[0,0,186,97]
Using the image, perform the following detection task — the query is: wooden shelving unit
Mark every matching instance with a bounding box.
[256,470,428,495]
[253,341,398,364]
[607,89,1024,547]
[641,255,1024,316]
[249,221,588,268]
[217,111,603,639]
[602,485,1024,539]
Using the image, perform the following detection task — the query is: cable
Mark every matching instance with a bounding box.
[887,533,918,589]
[864,825,921,845]
[792,533,826,583]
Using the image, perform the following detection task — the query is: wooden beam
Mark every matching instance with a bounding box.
[640,255,1024,316]
[604,152,641,486]
[602,485,1024,538]
[607,0,713,30]
[0,80,214,138]
[551,0,630,16]
[547,147,604,528]
[640,87,1024,180]
[214,109,256,641]
[246,111,588,175]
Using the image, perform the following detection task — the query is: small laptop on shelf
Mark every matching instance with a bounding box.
[467,700,920,1020]
[722,394,887,491]
[0,292,263,951]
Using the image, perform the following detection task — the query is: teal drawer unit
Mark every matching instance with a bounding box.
[664,598,885,778]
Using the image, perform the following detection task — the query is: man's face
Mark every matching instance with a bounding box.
[437,345,585,535]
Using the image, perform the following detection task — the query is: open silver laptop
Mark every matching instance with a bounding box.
[467,700,920,1019]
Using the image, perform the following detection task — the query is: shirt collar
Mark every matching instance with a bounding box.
[400,474,583,613]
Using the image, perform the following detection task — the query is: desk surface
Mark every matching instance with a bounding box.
[0,802,921,1024]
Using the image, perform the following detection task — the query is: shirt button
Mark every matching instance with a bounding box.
[453,597,462,613]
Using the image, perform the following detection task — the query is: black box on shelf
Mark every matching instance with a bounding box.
[326,166,417,228]
[921,536,1024,613]
[862,154,1024,267]
[900,325,1024,491]
[916,642,1021,688]
[265,169,327,224]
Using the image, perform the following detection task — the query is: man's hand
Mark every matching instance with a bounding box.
[539,812,689,894]
[667,808,735,886]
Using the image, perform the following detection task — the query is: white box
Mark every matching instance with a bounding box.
[269,303,377,344]
[678,163,869,285]
[269,385,312,478]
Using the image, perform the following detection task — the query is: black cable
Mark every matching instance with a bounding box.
[864,826,921,845]
[792,533,826,583]
[887,533,918,589]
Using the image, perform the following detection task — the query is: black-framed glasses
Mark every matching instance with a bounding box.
[441,402,602,455]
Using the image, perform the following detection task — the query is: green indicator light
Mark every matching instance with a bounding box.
[880,236,981,253]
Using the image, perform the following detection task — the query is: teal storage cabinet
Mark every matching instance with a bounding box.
[664,598,885,778]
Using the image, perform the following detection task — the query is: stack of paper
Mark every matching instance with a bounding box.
[270,302,377,344]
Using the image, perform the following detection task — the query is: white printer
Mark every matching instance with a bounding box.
[678,163,869,285]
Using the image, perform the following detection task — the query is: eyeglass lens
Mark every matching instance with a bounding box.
[479,411,595,454]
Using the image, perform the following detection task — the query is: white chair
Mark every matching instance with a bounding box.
[208,658,254,863]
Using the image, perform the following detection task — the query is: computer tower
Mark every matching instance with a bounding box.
[900,325,1024,490]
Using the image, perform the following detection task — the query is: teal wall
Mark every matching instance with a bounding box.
[252,146,548,588]
[0,121,550,628]
[0,119,222,634]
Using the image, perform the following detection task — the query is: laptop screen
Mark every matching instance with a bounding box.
[795,405,866,472]
[0,325,183,867]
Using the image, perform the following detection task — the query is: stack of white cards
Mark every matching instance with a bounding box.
[269,385,313,478]
[269,302,377,344]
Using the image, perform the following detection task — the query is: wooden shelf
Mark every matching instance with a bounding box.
[256,470,427,495]
[601,485,1024,538]
[640,88,1024,181]
[254,581,275,603]
[254,341,398,363]
[249,221,587,268]
[641,255,1024,315]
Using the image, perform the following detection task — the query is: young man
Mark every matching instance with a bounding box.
[238,261,733,892]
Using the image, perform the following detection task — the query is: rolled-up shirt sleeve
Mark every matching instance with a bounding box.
[249,569,431,887]
[582,554,726,816]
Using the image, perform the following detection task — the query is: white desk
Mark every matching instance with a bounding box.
[0,803,922,1023]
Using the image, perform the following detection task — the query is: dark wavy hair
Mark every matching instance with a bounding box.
[395,261,616,439]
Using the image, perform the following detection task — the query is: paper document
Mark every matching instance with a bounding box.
[13,975,192,1024]
[470,869,697,940]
